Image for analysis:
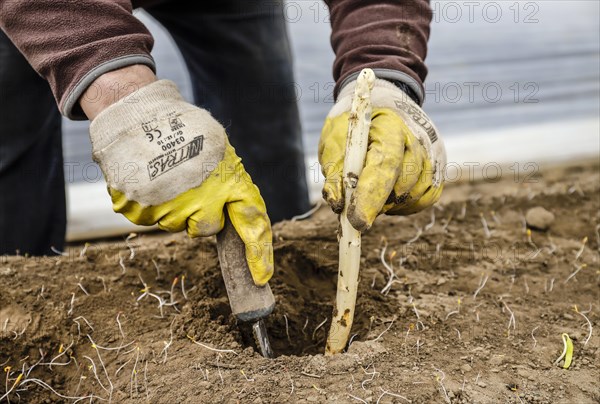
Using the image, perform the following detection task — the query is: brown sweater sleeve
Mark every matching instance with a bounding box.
[326,0,432,105]
[0,0,155,119]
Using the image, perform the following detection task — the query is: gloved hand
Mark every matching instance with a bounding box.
[319,78,446,231]
[89,80,273,285]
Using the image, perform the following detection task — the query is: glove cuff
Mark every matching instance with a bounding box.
[338,68,424,105]
[90,79,185,151]
[330,78,418,118]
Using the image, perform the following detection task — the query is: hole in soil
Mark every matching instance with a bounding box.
[196,243,382,357]
[239,244,374,357]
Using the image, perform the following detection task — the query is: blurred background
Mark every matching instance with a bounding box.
[63,0,599,239]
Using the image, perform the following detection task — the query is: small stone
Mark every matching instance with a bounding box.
[460,364,472,373]
[525,207,555,231]
[477,381,487,388]
[436,277,447,286]
[562,313,574,320]
[196,381,211,389]
[306,396,319,402]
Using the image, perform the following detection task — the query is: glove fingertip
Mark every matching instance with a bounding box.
[227,197,274,286]
[322,185,344,214]
[243,233,274,286]
[248,259,274,287]
[346,202,372,233]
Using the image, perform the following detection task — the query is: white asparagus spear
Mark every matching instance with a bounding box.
[326,68,375,355]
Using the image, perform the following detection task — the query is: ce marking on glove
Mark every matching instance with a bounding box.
[142,119,162,142]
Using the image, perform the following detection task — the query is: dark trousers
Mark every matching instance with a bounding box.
[0,0,309,255]
[0,30,66,255]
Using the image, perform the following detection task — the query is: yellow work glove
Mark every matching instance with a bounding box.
[89,80,272,285]
[319,78,446,231]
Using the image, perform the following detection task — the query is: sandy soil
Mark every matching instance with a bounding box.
[1,160,599,403]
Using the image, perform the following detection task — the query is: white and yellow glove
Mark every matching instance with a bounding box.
[319,78,446,231]
[89,80,273,285]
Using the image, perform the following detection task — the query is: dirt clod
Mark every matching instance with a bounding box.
[526,206,556,231]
